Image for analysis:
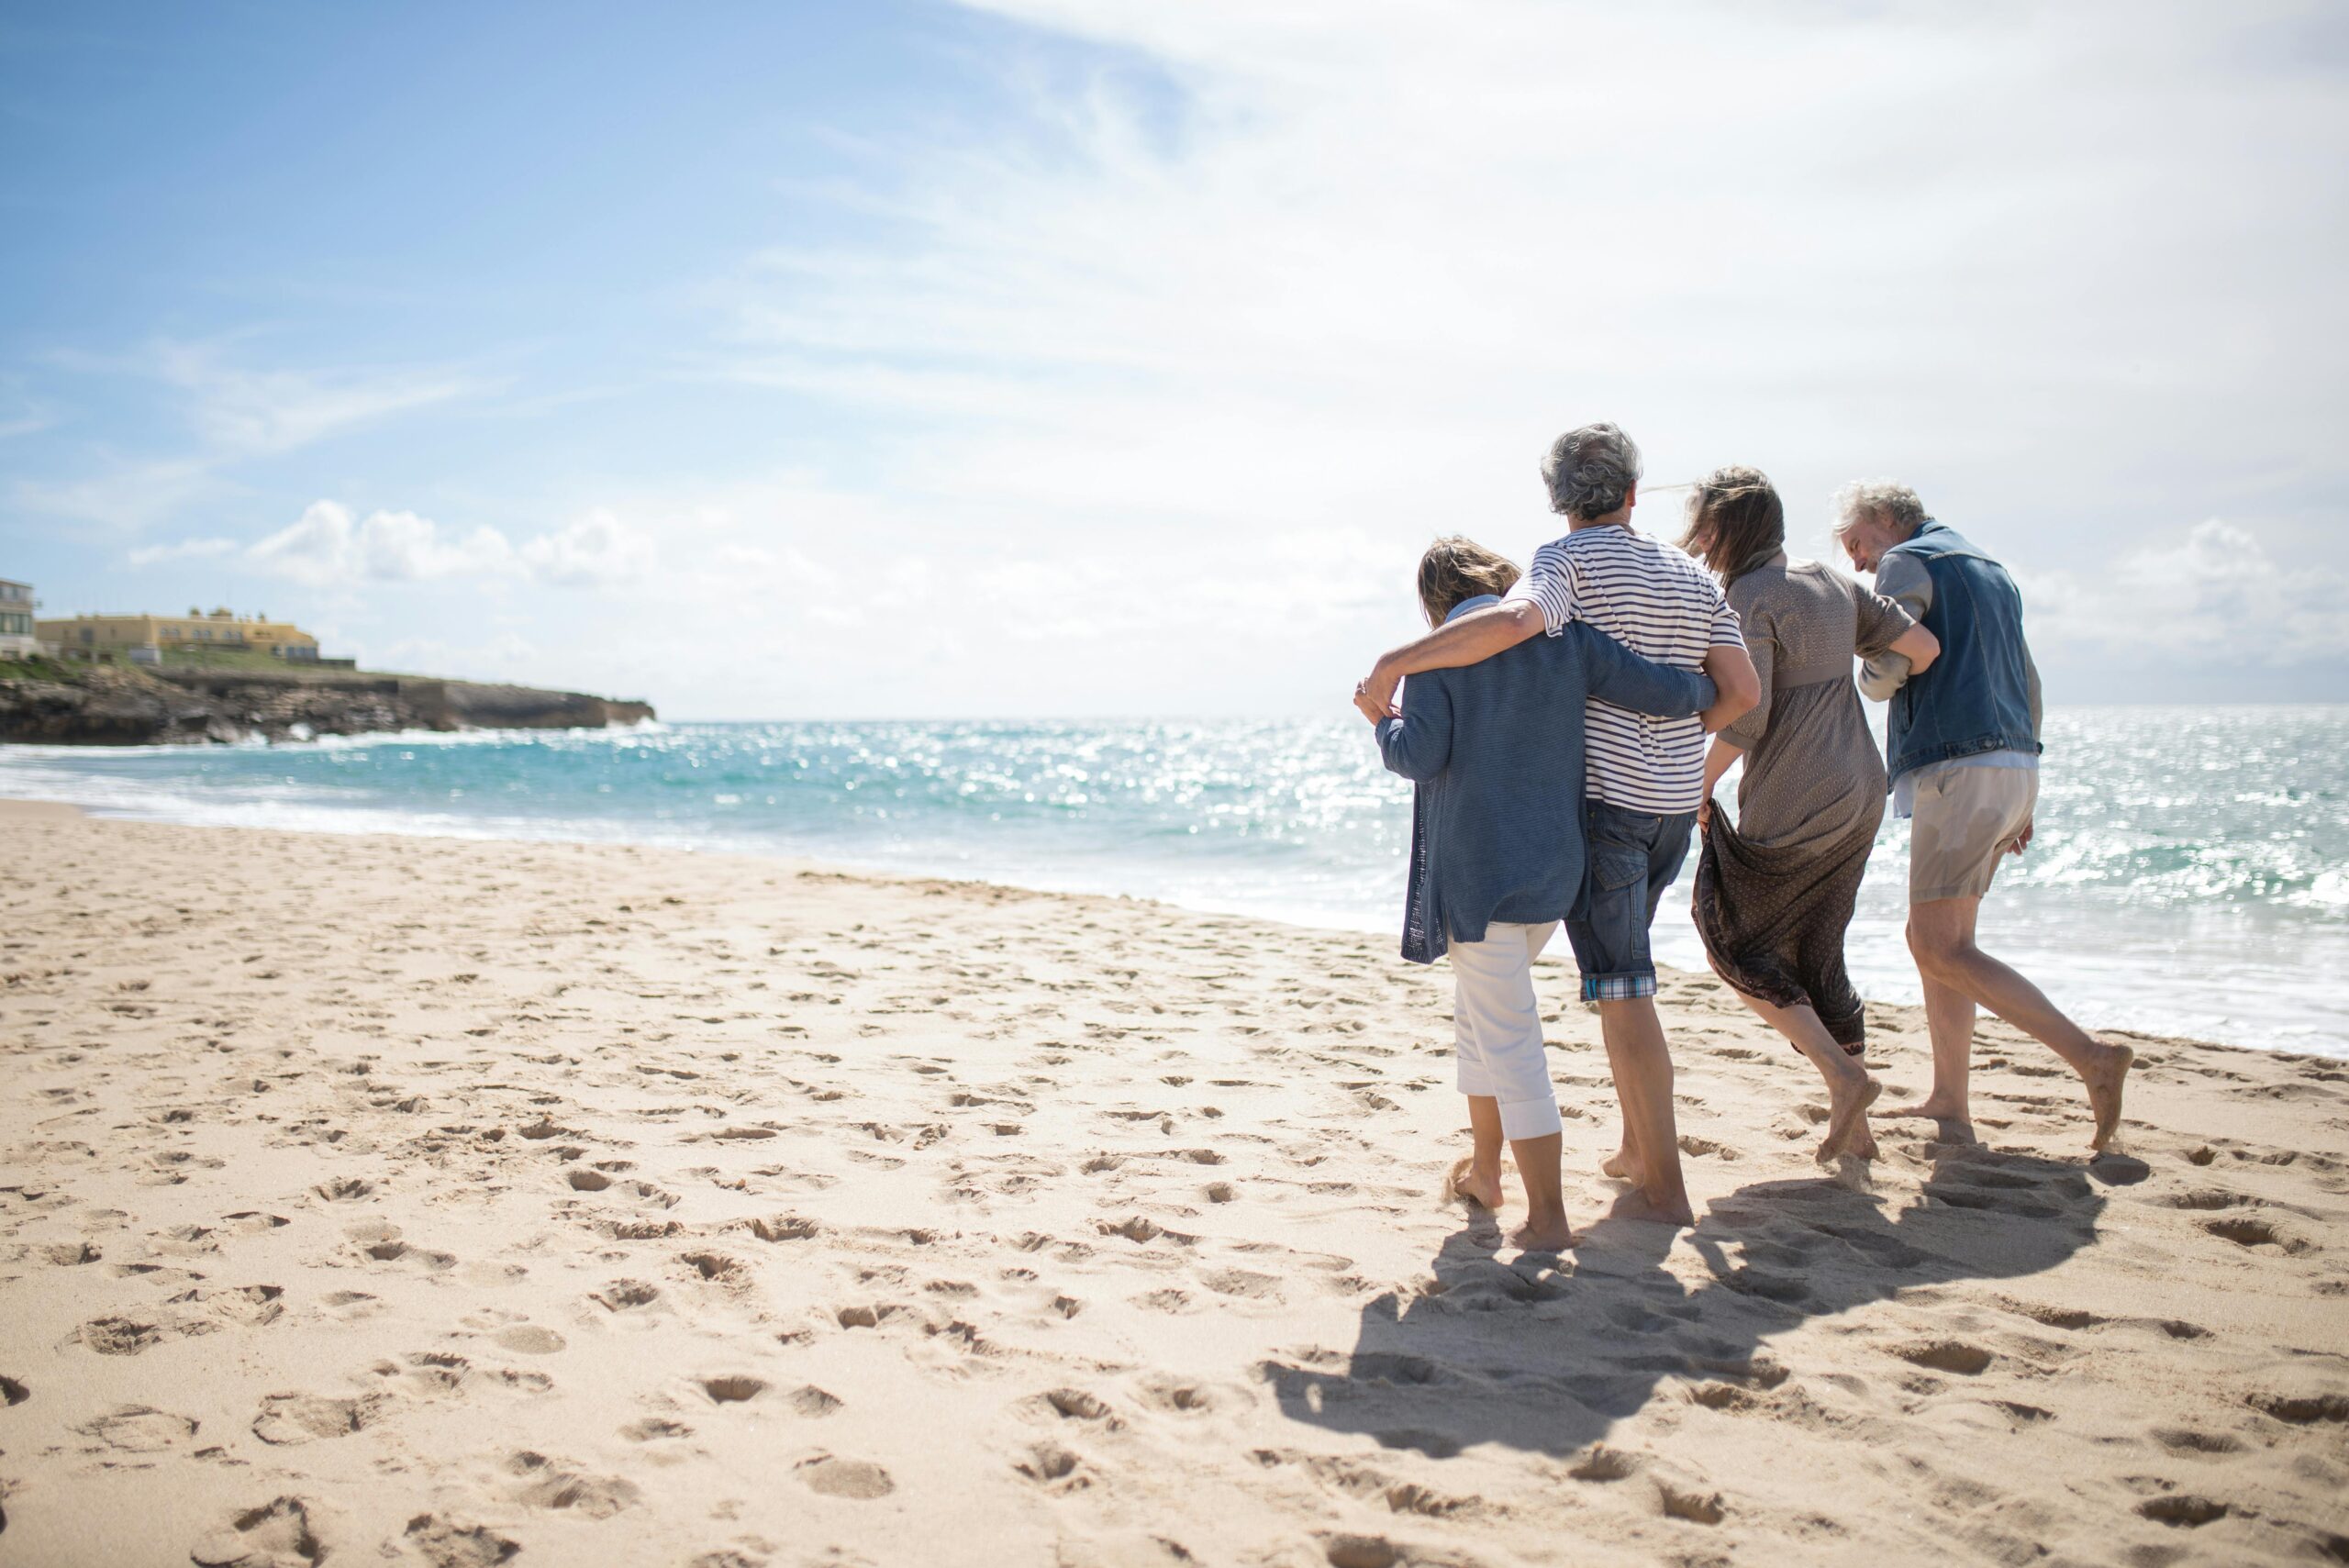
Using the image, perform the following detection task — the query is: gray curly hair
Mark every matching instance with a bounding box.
[1832,480,1931,538]
[1541,423,1643,521]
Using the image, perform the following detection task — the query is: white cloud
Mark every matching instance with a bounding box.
[127,537,239,567]
[517,510,656,587]
[246,501,518,587]
[2024,519,2349,662]
[691,0,2349,706]
[228,500,657,592]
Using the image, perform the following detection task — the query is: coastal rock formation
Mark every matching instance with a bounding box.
[0,662,652,745]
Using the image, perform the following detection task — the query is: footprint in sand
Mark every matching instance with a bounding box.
[678,1251,748,1287]
[1034,1388,1114,1423]
[190,1496,325,1568]
[2202,1215,2312,1254]
[507,1451,641,1518]
[1197,1267,1283,1301]
[1891,1340,1994,1376]
[796,1453,896,1498]
[74,1316,188,1356]
[78,1404,199,1453]
[222,1211,292,1234]
[1014,1442,1085,1486]
[591,1280,662,1313]
[2137,1495,2231,1529]
[252,1394,380,1446]
[401,1514,519,1568]
[2248,1392,2349,1425]
[789,1385,843,1416]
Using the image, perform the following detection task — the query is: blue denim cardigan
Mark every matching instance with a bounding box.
[1375,596,1718,963]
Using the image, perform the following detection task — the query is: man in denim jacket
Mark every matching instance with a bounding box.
[1837,482,2132,1151]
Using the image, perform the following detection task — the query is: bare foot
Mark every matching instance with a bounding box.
[1816,1076,1884,1163]
[1449,1157,1504,1209]
[1508,1215,1575,1251]
[2080,1041,2133,1151]
[1599,1147,1642,1183]
[1605,1187,1696,1228]
[1848,1120,1880,1161]
[1883,1095,1966,1122]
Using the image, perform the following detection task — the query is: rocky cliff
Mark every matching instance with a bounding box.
[0,662,654,745]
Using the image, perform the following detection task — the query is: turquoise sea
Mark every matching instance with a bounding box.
[5,706,2343,1057]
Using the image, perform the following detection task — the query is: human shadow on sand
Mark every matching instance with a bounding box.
[1266,1144,2136,1459]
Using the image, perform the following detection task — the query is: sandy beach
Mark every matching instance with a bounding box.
[1,805,2343,1567]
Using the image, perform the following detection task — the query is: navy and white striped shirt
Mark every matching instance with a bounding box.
[1501,525,1744,814]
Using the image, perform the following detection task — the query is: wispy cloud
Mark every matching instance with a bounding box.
[15,460,219,531]
[148,339,488,458]
[126,537,239,567]
[14,338,495,529]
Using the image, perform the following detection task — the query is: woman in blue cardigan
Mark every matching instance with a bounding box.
[1371,538,1716,1250]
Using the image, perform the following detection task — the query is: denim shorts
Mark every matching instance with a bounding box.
[1565,801,1696,1001]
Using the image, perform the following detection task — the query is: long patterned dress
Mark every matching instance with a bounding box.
[1692,552,1914,1050]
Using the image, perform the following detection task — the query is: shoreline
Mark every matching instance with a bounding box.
[6,781,2337,1067]
[2,811,2345,1564]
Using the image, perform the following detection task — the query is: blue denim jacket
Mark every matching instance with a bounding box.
[1375,597,1717,962]
[1882,520,2042,784]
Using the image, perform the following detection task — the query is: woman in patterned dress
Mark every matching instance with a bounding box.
[1680,468,1941,1162]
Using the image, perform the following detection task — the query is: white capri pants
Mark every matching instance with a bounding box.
[1450,919,1564,1140]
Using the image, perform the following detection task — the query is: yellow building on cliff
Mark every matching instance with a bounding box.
[36,607,322,663]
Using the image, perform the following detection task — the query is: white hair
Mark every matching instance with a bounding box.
[1541,423,1642,521]
[1833,479,1931,537]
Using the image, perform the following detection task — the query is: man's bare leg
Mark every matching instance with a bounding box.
[1897,895,2133,1150]
[1452,1095,1507,1208]
[1506,1131,1573,1251]
[1885,960,1980,1142]
[1729,990,1882,1162]
[1600,1098,1644,1184]
[1597,998,1694,1225]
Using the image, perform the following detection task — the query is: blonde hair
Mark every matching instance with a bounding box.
[1417,537,1522,628]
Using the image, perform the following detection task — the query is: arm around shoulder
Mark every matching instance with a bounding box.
[1356,599,1543,721]
[1373,599,1542,683]
[1577,623,1717,718]
[1375,673,1453,782]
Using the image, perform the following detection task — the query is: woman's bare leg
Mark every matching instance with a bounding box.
[1507,1131,1572,1250]
[1452,1095,1506,1208]
[1729,989,1881,1162]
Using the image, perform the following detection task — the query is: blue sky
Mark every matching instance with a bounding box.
[4,1,2344,717]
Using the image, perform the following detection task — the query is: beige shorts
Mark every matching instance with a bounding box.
[1909,765,2039,904]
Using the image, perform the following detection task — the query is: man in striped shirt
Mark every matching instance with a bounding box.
[1353,423,1757,1227]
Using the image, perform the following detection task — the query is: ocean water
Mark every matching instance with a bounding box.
[4,706,2343,1057]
